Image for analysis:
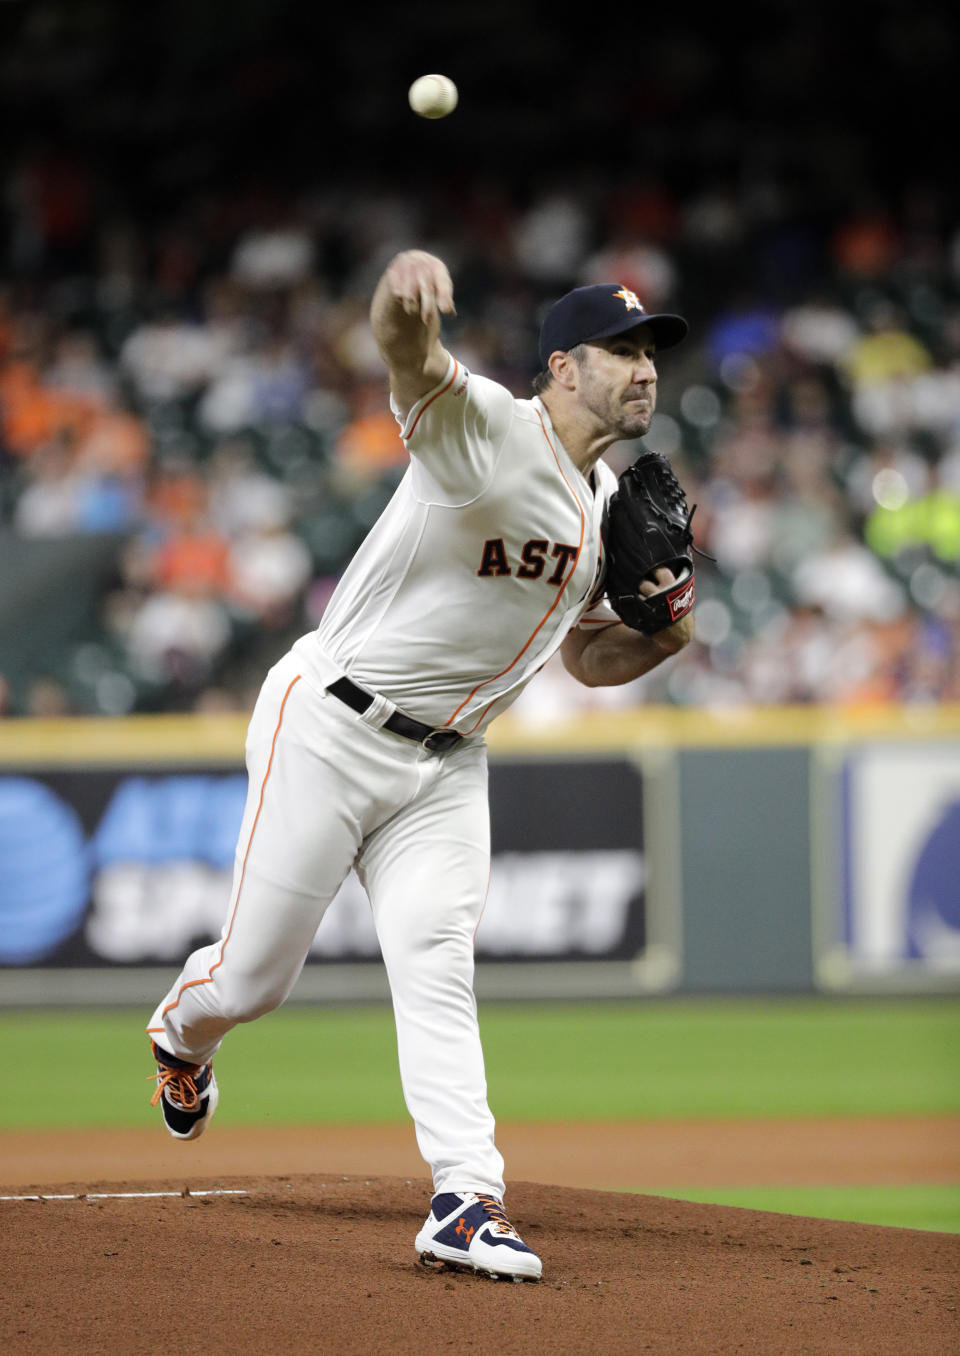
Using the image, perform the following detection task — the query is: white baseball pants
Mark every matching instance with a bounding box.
[147,649,505,1198]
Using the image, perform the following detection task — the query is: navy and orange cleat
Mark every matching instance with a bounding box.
[148,1041,219,1141]
[415,1192,542,1282]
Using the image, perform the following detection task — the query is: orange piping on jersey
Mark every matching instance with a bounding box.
[151,674,302,1028]
[405,360,460,441]
[444,409,585,732]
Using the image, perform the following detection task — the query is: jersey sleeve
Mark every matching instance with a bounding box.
[391,356,516,504]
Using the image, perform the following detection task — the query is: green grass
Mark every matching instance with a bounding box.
[480,998,960,1122]
[646,1184,960,1235]
[0,996,957,1130]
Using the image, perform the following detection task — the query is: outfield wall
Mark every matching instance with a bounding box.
[2,705,959,1004]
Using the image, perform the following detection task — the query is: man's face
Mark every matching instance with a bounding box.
[574,329,658,438]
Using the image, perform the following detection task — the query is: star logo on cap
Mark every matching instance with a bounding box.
[613,287,645,312]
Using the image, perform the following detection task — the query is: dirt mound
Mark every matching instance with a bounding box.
[3,1174,957,1354]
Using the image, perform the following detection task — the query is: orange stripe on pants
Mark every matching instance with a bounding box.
[151,673,301,1027]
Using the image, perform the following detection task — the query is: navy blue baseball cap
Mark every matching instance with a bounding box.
[538,284,689,368]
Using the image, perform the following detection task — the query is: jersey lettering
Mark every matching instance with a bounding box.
[477,538,511,576]
[547,543,579,586]
[516,539,548,579]
[478,538,580,585]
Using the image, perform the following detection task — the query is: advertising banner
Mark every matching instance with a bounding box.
[0,757,649,972]
[815,744,960,989]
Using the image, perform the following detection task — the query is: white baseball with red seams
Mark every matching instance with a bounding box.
[147,354,619,1204]
[408,73,459,119]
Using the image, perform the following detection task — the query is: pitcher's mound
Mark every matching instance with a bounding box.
[3,1174,957,1354]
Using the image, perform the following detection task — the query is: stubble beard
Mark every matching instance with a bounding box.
[579,365,656,440]
[617,395,655,440]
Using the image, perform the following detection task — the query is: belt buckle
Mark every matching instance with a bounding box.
[422,729,460,753]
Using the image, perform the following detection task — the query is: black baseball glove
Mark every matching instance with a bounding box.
[602,451,701,635]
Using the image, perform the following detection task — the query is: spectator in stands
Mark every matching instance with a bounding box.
[123,578,232,697]
[227,515,313,628]
[511,186,591,285]
[792,527,906,623]
[330,379,408,487]
[119,306,232,407]
[13,435,82,536]
[780,293,860,369]
[206,437,295,539]
[150,502,231,599]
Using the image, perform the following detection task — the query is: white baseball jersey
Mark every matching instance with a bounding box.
[293,355,620,735]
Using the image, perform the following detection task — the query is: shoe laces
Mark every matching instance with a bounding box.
[475,1194,519,1237]
[148,1062,202,1110]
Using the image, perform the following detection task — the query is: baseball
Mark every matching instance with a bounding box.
[408,73,458,119]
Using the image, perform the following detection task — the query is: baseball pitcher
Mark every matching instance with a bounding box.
[146,253,696,1282]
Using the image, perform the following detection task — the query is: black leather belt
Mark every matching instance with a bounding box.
[326,677,463,754]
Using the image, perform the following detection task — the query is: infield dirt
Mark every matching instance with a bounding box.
[4,1173,958,1355]
[2,1117,958,1354]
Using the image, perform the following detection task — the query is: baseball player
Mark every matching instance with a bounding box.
[147,252,693,1282]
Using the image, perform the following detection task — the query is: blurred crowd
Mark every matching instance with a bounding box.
[1,151,959,718]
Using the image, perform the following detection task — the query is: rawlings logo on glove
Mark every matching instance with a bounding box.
[666,578,696,622]
[602,450,706,636]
